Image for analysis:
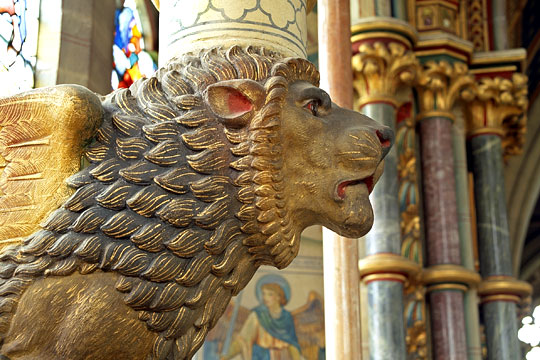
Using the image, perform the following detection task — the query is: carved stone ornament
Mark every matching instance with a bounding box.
[0,46,393,359]
[416,60,475,118]
[352,42,419,107]
[466,73,528,157]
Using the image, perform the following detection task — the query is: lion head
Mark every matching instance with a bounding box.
[0,46,392,359]
[199,48,392,269]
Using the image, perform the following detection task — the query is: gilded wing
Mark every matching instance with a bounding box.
[0,85,103,249]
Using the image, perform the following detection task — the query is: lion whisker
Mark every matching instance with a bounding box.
[349,157,373,161]
[338,151,364,155]
[365,135,379,148]
[354,143,378,150]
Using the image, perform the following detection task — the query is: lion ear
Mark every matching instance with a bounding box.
[204,79,265,127]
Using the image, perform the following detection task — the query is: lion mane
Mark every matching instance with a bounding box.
[0,46,319,359]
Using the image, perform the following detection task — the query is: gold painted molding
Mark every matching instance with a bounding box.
[422,264,481,288]
[415,48,469,63]
[427,283,468,293]
[415,110,455,122]
[359,253,422,278]
[351,20,418,46]
[416,36,473,56]
[351,32,414,49]
[364,273,408,284]
[466,127,505,137]
[352,42,419,107]
[357,96,399,109]
[478,276,533,298]
[480,294,521,304]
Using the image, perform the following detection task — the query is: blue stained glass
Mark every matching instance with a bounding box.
[0,0,39,96]
[112,0,157,90]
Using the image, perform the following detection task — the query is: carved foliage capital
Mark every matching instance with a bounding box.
[467,73,528,157]
[352,42,419,105]
[416,60,475,115]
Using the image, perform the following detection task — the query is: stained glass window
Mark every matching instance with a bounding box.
[112,0,157,90]
[0,0,40,96]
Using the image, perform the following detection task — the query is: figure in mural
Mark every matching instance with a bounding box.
[203,270,326,360]
[222,275,301,360]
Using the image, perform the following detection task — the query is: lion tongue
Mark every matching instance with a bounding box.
[337,176,375,199]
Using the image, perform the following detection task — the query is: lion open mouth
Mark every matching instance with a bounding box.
[336,175,375,199]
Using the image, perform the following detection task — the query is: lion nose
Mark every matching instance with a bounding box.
[375,127,394,158]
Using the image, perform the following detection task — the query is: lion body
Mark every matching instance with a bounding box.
[0,47,321,360]
[0,46,389,360]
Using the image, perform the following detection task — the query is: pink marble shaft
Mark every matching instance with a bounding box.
[420,116,467,360]
[318,1,362,359]
[419,117,461,265]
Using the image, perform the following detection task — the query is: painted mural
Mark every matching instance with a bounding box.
[196,236,325,360]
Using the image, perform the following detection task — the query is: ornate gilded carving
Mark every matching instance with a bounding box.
[416,60,475,119]
[0,46,393,359]
[466,73,528,157]
[466,0,489,51]
[409,0,464,37]
[352,42,419,108]
[396,102,427,359]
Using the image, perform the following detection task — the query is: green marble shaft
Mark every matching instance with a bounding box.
[453,116,482,360]
[469,134,519,360]
[361,102,406,359]
[363,103,401,255]
[367,281,406,360]
[470,135,512,277]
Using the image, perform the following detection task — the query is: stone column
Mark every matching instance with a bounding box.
[415,60,479,360]
[491,0,508,50]
[35,0,117,94]
[352,18,419,360]
[465,63,532,360]
[318,1,363,359]
[452,110,483,360]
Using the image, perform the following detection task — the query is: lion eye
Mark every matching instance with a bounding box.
[304,100,320,116]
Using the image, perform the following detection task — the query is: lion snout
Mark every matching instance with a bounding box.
[374,126,394,159]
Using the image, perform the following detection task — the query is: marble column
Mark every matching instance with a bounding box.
[319,1,363,359]
[453,112,482,360]
[363,103,406,360]
[491,0,509,50]
[465,64,532,360]
[363,103,401,256]
[415,59,476,360]
[470,135,512,278]
[35,0,117,94]
[351,19,418,360]
[469,135,520,360]
[419,115,468,360]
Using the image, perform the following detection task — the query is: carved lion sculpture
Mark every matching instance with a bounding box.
[0,46,392,360]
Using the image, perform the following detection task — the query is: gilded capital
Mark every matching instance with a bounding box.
[415,61,475,119]
[352,42,419,108]
[466,73,528,157]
